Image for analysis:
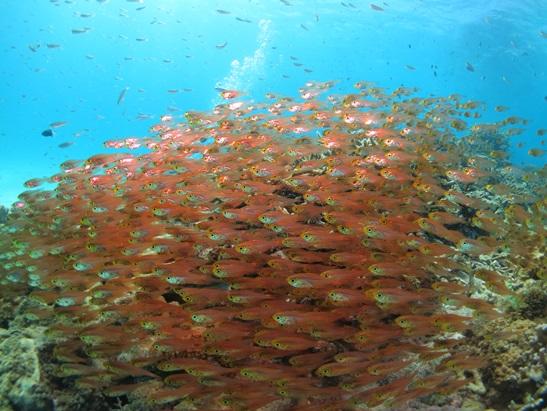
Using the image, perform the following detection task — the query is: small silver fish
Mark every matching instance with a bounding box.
[50,121,68,128]
[71,27,91,34]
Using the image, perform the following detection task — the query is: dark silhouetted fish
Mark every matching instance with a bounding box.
[117,87,128,105]
[71,27,91,34]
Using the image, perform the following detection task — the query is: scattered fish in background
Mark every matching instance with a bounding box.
[41,129,54,137]
[75,12,94,18]
[71,27,91,34]
[49,121,67,129]
[117,87,128,105]
[495,105,509,112]
[57,141,73,148]
[527,148,544,157]
[466,62,475,72]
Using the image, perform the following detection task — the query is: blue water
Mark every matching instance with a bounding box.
[0,0,545,207]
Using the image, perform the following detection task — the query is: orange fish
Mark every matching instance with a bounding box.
[216,88,240,99]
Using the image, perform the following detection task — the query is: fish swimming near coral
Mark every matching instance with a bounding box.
[0,80,544,411]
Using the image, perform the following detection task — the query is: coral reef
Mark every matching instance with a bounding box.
[0,205,8,225]
[467,319,546,410]
[0,326,51,411]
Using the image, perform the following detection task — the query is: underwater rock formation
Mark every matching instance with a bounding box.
[0,327,50,411]
[471,319,546,410]
[0,206,8,225]
[0,82,544,410]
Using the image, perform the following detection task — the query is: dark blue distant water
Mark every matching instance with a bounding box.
[0,0,545,206]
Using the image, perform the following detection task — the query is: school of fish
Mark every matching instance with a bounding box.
[0,81,545,411]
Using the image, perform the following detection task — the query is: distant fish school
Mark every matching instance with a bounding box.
[0,81,544,410]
